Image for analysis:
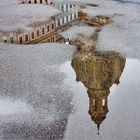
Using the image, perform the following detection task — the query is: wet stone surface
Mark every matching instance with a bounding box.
[0,43,140,140]
[0,43,75,139]
[0,0,140,139]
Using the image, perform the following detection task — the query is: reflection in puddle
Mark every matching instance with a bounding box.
[71,50,126,134]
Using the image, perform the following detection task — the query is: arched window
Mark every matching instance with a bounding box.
[52,37,54,42]
[66,16,69,22]
[48,38,50,42]
[37,30,40,37]
[52,23,54,30]
[58,19,60,26]
[19,36,23,44]
[34,0,37,4]
[10,37,14,43]
[74,13,77,18]
[66,4,68,11]
[31,32,34,39]
[25,34,29,42]
[42,27,45,34]
[70,14,73,20]
[61,5,64,10]
[47,25,50,32]
[62,17,64,24]
[40,0,42,3]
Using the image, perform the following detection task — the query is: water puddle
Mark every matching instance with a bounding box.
[1,1,140,139]
[60,50,140,140]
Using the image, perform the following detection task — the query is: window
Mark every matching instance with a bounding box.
[47,25,50,32]
[70,14,72,20]
[45,0,48,3]
[70,4,72,8]
[61,5,64,10]
[102,99,105,106]
[62,17,64,24]
[58,19,60,26]
[40,0,42,3]
[34,0,37,3]
[25,34,29,42]
[48,39,50,42]
[4,40,7,43]
[19,36,23,44]
[52,37,54,42]
[74,13,77,18]
[52,23,54,30]
[66,16,69,22]
[28,0,31,3]
[31,32,34,39]
[42,27,45,35]
[10,37,14,43]
[37,30,40,37]
[66,4,68,11]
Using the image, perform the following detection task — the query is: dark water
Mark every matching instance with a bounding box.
[60,50,140,140]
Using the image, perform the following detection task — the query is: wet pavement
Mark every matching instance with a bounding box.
[0,43,140,139]
[0,43,75,140]
[0,0,140,139]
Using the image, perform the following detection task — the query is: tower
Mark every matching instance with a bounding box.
[88,89,109,135]
[71,50,126,134]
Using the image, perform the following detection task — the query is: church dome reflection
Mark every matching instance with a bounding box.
[71,50,126,134]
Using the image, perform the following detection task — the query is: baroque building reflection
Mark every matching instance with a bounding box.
[71,50,126,134]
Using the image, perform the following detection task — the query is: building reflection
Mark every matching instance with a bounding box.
[71,50,126,134]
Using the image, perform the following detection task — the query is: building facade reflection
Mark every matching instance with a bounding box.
[71,50,126,134]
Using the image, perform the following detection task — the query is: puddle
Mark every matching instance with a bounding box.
[60,50,140,140]
[0,44,140,139]
[1,1,140,139]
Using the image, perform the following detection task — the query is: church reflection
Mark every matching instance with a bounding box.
[71,50,126,134]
